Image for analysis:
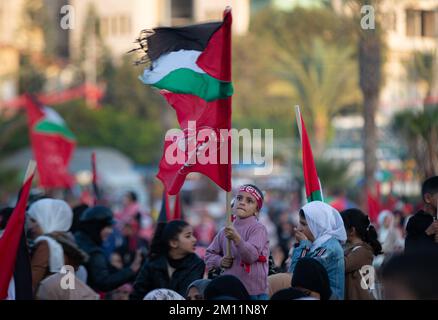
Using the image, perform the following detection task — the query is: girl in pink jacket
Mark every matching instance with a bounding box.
[205,184,269,300]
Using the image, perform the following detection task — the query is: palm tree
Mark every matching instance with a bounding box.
[339,0,384,195]
[409,51,437,107]
[271,38,361,155]
[392,107,438,180]
[395,50,438,180]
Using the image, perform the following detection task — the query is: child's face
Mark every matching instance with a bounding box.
[235,191,258,219]
[170,225,197,255]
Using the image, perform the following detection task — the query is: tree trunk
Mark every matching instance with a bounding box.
[359,32,381,193]
[362,92,378,190]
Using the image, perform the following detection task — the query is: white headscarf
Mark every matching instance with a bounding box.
[28,199,73,272]
[143,289,185,300]
[301,201,347,250]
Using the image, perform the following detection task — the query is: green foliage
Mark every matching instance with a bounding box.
[57,100,165,164]
[18,54,46,94]
[0,113,29,155]
[315,158,354,192]
[233,7,360,150]
[408,51,437,99]
[103,58,165,119]
[292,155,354,195]
[0,167,21,195]
[392,107,438,179]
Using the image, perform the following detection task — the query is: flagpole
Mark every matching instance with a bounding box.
[225,6,233,258]
[294,105,302,141]
[225,191,232,257]
[24,160,36,182]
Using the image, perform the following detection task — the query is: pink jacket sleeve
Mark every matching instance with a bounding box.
[204,228,224,270]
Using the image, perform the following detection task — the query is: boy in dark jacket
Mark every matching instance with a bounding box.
[405,176,438,254]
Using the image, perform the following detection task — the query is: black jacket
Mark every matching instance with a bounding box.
[130,253,205,300]
[75,231,136,292]
[405,210,438,254]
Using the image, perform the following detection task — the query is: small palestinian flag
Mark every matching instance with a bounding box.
[295,106,323,202]
[24,94,76,188]
[132,9,233,102]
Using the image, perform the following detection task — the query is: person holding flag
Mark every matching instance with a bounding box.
[205,184,270,300]
[288,109,346,299]
[131,7,236,282]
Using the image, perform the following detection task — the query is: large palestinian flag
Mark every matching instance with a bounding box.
[24,94,76,188]
[134,9,233,195]
[134,10,233,101]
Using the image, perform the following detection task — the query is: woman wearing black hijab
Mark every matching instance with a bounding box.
[75,206,142,293]
[204,275,250,300]
[291,257,332,300]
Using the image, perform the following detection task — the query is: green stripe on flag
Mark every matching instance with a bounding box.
[34,121,76,140]
[307,190,323,202]
[149,68,233,102]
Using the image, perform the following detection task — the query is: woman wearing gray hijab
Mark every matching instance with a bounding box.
[186,279,211,300]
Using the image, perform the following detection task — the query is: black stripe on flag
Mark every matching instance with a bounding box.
[131,21,222,65]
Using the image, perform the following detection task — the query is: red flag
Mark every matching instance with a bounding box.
[0,172,34,299]
[24,94,76,188]
[157,93,231,195]
[296,108,323,202]
[158,191,182,222]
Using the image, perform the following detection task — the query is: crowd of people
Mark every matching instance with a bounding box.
[1,176,438,300]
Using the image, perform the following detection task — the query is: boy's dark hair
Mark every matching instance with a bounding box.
[149,220,189,259]
[421,176,438,202]
[382,251,438,299]
[341,208,383,256]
